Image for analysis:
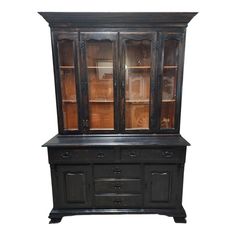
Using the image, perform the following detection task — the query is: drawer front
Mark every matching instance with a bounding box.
[94,179,142,194]
[94,195,142,208]
[94,165,141,178]
[121,147,185,163]
[48,148,117,164]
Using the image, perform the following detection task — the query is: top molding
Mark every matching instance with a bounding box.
[38,12,198,28]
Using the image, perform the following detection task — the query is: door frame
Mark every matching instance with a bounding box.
[119,32,158,133]
[80,32,119,133]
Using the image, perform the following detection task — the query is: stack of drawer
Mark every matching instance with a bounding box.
[94,165,143,208]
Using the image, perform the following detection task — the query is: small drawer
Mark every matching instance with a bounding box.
[48,148,117,164]
[94,165,141,178]
[94,179,142,194]
[94,195,142,208]
[121,147,185,163]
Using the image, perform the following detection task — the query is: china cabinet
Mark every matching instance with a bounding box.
[39,12,197,223]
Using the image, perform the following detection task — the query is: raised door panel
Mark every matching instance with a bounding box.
[52,32,81,133]
[120,33,157,132]
[144,165,178,207]
[56,165,92,208]
[80,33,118,133]
[65,172,86,202]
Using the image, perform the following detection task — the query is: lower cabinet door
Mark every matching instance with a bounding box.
[56,165,92,208]
[144,165,179,208]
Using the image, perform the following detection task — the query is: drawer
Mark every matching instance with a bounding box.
[121,147,185,163]
[94,194,142,208]
[94,179,142,194]
[48,148,117,164]
[94,165,141,178]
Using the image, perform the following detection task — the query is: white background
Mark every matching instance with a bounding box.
[0,0,236,235]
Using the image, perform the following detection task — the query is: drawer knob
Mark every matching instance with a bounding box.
[113,183,122,190]
[161,151,174,158]
[61,152,71,159]
[97,152,105,158]
[129,152,137,158]
[113,199,122,205]
[113,168,121,175]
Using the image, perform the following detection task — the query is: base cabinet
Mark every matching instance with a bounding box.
[49,146,187,222]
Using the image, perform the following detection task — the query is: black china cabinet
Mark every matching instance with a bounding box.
[39,12,197,223]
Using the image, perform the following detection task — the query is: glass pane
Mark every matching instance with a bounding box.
[86,40,114,130]
[160,39,179,129]
[58,40,78,131]
[125,40,151,130]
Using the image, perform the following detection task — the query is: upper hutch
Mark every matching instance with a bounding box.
[40,12,197,223]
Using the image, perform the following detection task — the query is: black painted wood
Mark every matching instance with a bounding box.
[160,32,185,133]
[38,12,197,28]
[51,32,82,134]
[119,32,157,133]
[80,32,119,133]
[48,206,187,223]
[144,165,178,207]
[55,165,92,208]
[174,217,187,223]
[43,134,190,147]
[94,179,142,194]
[40,12,197,223]
[49,217,62,224]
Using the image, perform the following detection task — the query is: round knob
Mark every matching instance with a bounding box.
[97,152,105,158]
[113,183,122,190]
[161,150,174,158]
[113,198,122,205]
[129,152,137,158]
[61,152,71,159]
[113,168,121,175]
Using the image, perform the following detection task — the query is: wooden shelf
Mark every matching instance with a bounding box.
[64,128,78,131]
[90,128,114,131]
[126,66,151,69]
[60,65,177,69]
[126,128,149,130]
[89,100,114,103]
[126,99,149,104]
[63,100,77,103]
[87,66,113,69]
[162,99,176,102]
[60,66,75,69]
[164,65,178,69]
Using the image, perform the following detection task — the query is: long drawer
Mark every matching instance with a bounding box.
[94,179,142,194]
[94,194,142,208]
[48,147,186,164]
[94,165,141,179]
[121,147,186,163]
[48,148,117,164]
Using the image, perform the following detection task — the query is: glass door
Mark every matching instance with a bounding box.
[120,33,156,132]
[55,33,80,132]
[160,33,184,131]
[80,33,118,132]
